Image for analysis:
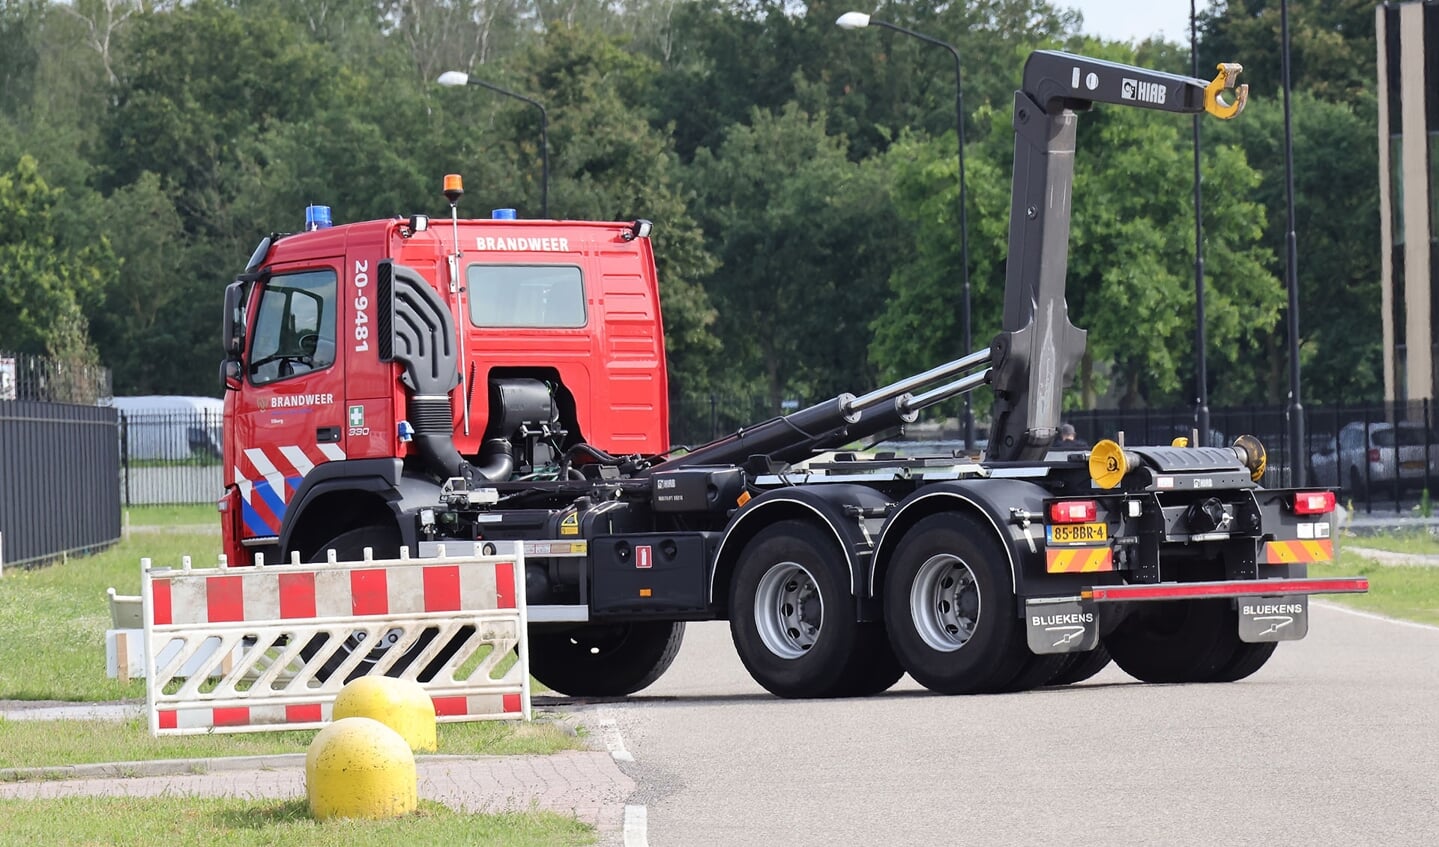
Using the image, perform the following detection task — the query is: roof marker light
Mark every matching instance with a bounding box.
[304,205,333,231]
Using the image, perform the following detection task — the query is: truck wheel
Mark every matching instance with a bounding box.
[529,621,684,697]
[1045,644,1112,686]
[1000,653,1069,692]
[1210,640,1278,682]
[301,526,407,683]
[729,520,876,699]
[832,623,906,697]
[1104,600,1239,684]
[883,512,1030,695]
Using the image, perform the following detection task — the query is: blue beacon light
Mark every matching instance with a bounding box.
[304,205,333,231]
[492,208,517,220]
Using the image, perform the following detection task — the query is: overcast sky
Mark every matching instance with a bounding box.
[1063,0,1213,44]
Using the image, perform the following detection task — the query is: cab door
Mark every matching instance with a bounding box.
[233,264,346,546]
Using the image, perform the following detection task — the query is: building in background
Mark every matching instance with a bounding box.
[1377,0,1439,403]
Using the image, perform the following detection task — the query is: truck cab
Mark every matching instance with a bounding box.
[219,206,667,568]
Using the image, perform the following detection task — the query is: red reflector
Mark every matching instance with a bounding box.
[1049,500,1098,523]
[1294,491,1336,515]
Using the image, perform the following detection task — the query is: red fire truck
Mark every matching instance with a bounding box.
[218,50,1366,699]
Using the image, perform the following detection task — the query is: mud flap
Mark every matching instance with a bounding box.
[1237,595,1309,642]
[1024,598,1100,654]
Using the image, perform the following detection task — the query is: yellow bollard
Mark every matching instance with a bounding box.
[306,717,417,820]
[332,676,437,753]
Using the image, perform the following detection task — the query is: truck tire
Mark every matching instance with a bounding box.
[1000,653,1069,692]
[302,525,409,683]
[832,622,906,698]
[1104,600,1239,684]
[529,621,684,697]
[1209,640,1278,682]
[1045,644,1113,686]
[883,512,1030,695]
[729,520,887,699]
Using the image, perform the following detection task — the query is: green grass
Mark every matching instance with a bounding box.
[1311,552,1439,626]
[0,716,581,771]
[125,504,219,528]
[1342,529,1439,556]
[0,532,219,701]
[0,797,596,846]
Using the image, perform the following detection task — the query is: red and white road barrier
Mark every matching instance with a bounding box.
[141,543,529,736]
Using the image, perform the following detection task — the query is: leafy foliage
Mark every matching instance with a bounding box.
[0,0,1387,411]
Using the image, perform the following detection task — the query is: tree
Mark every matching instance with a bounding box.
[871,43,1283,412]
[690,102,900,408]
[1206,90,1382,404]
[1199,0,1375,103]
[516,27,721,394]
[0,155,114,364]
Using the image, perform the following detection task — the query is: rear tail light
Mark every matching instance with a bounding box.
[1294,491,1336,515]
[1367,448,1381,463]
[1049,500,1098,523]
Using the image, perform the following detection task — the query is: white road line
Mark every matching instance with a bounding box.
[593,707,634,761]
[1315,599,1439,633]
[624,804,649,847]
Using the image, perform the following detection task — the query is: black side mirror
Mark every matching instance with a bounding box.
[223,281,246,357]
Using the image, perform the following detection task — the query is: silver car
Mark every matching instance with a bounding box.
[1310,421,1439,495]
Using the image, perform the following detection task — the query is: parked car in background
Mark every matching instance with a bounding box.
[1310,421,1439,496]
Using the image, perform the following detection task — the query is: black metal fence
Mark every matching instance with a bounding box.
[0,399,122,569]
[118,410,225,506]
[0,351,111,404]
[671,392,1439,515]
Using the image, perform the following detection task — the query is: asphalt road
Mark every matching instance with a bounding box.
[587,604,1439,846]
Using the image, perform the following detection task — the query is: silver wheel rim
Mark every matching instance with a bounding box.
[753,561,823,660]
[910,553,979,652]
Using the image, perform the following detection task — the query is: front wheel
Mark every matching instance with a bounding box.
[301,525,410,682]
[883,512,1030,695]
[529,622,684,697]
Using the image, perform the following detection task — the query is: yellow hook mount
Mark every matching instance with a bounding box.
[1205,62,1248,119]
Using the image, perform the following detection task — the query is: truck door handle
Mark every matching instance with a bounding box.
[316,426,341,443]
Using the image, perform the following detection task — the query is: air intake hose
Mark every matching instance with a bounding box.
[380,261,513,483]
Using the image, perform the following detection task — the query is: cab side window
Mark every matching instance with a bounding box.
[248,269,337,385]
[467,264,586,328]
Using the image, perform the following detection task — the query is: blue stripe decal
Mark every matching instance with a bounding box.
[252,478,288,519]
[241,497,274,536]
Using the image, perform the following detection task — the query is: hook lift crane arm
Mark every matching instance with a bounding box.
[984,52,1247,462]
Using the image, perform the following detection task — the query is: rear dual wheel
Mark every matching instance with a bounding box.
[1046,644,1112,686]
[730,521,904,699]
[1104,600,1277,684]
[883,512,1038,695]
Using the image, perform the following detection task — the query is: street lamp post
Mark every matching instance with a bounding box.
[1279,0,1305,485]
[436,71,549,218]
[1190,0,1210,447]
[837,12,975,451]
